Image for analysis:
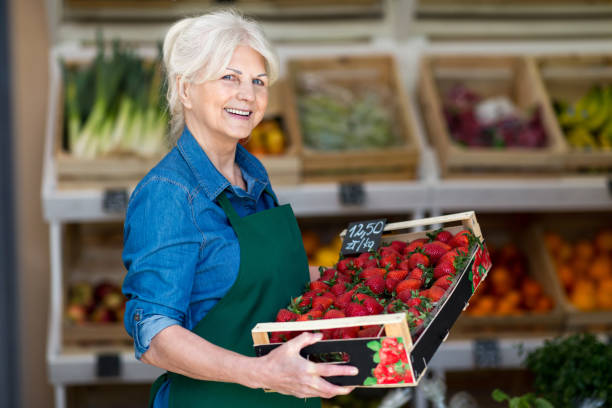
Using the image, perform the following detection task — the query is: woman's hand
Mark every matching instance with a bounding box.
[257,332,358,399]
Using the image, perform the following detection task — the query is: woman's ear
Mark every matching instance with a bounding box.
[177,76,192,110]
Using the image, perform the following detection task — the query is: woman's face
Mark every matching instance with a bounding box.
[184,45,269,143]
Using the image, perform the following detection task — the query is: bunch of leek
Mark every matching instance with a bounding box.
[62,37,168,160]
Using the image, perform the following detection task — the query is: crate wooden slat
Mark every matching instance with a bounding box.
[285,54,420,183]
[418,54,566,178]
[535,54,612,172]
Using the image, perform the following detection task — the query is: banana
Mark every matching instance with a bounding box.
[567,126,598,149]
[584,86,611,132]
[598,117,612,149]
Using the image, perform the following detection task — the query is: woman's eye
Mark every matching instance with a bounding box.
[222,74,234,80]
[253,78,265,86]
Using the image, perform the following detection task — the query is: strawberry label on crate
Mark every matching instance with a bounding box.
[469,243,493,292]
[340,219,387,256]
[364,337,414,386]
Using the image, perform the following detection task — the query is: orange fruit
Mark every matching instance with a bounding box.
[490,266,513,295]
[521,278,543,309]
[596,279,612,309]
[595,229,612,253]
[301,230,320,258]
[588,255,612,281]
[570,280,597,311]
[575,239,595,261]
[571,258,590,276]
[544,232,564,255]
[556,264,574,292]
[533,296,553,313]
[557,242,573,263]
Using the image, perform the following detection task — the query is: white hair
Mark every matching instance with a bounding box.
[162,9,280,144]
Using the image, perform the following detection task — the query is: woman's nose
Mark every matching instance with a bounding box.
[237,81,255,101]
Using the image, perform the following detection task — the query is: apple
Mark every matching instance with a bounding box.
[66,303,87,325]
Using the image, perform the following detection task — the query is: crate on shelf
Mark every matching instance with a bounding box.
[535,54,612,172]
[418,54,566,178]
[243,80,302,186]
[531,214,612,332]
[453,225,565,337]
[62,223,131,348]
[285,54,420,183]
[253,212,492,387]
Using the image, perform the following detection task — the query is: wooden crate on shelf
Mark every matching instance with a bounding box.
[453,225,566,337]
[62,223,131,348]
[418,54,566,178]
[285,54,420,183]
[535,54,612,172]
[244,80,301,186]
[253,212,492,387]
[531,214,612,332]
[52,52,166,191]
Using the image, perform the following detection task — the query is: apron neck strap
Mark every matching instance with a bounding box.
[216,188,278,221]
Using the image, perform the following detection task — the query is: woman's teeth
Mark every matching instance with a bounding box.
[225,108,251,117]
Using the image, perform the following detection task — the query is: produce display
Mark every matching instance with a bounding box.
[553,84,612,149]
[443,85,548,148]
[62,38,168,159]
[302,229,343,267]
[544,228,612,311]
[465,243,553,316]
[244,118,287,156]
[297,78,400,151]
[272,228,483,343]
[65,280,126,325]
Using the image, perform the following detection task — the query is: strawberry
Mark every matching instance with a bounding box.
[379,246,400,258]
[353,253,377,269]
[309,280,329,293]
[432,275,453,290]
[449,230,473,248]
[439,247,469,266]
[423,241,451,263]
[360,267,387,280]
[330,282,348,296]
[407,267,424,283]
[334,291,354,310]
[395,278,422,295]
[336,258,355,274]
[385,299,407,313]
[323,309,346,319]
[433,261,455,279]
[398,259,411,271]
[320,291,336,300]
[398,289,416,303]
[320,268,337,282]
[270,331,293,343]
[365,276,385,295]
[404,238,427,255]
[390,241,407,253]
[379,254,398,269]
[404,296,422,308]
[354,293,384,315]
[430,229,453,244]
[387,269,409,281]
[420,286,446,303]
[358,325,382,338]
[336,326,359,339]
[345,302,369,317]
[312,296,334,311]
[336,273,352,284]
[385,277,400,293]
[297,309,323,320]
[275,309,298,322]
[409,252,430,269]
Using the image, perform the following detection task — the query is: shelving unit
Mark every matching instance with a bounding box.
[42,2,612,407]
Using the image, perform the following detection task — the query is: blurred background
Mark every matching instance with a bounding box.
[2,0,612,407]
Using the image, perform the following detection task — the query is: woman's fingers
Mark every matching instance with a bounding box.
[286,331,322,354]
[315,362,359,378]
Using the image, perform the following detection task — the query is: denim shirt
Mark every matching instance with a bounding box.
[122,127,277,365]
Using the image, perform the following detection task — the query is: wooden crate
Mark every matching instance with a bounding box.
[535,54,612,172]
[418,55,566,178]
[453,225,565,337]
[249,80,301,186]
[53,53,166,190]
[285,54,420,183]
[62,223,131,348]
[253,212,492,387]
[531,214,612,332]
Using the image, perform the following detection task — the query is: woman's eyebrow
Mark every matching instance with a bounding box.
[227,67,267,77]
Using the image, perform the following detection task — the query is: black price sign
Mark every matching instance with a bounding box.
[340,219,387,256]
[102,189,129,214]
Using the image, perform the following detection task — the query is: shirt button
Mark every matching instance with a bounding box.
[134,312,141,322]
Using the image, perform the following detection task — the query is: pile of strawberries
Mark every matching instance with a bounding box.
[271,228,477,343]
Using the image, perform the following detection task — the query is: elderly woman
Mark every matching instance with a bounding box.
[121,9,357,408]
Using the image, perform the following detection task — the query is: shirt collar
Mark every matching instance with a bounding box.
[176,127,270,202]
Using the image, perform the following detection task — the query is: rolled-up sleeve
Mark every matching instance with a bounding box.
[122,177,204,359]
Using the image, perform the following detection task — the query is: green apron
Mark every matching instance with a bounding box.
[149,190,321,408]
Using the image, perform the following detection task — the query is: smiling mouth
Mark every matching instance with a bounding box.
[224,107,252,118]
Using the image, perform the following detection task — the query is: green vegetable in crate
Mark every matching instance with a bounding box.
[298,84,399,151]
[62,35,168,159]
[553,84,612,150]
